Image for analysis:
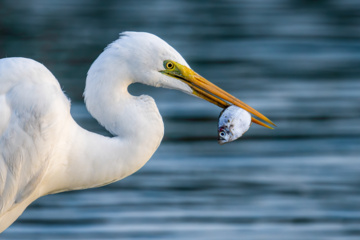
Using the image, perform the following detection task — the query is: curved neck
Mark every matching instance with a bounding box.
[60,119,162,192]
[43,49,164,194]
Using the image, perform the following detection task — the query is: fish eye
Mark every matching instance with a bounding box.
[219,131,226,137]
[165,61,175,70]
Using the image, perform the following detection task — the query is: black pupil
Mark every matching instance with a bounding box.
[167,63,173,68]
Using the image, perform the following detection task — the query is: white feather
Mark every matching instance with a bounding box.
[0,32,193,232]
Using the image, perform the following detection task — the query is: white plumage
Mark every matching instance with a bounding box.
[0,32,273,232]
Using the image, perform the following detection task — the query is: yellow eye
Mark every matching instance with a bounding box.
[166,61,175,69]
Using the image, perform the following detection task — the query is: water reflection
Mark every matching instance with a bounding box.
[1,0,360,239]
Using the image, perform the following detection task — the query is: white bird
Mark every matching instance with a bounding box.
[0,32,274,232]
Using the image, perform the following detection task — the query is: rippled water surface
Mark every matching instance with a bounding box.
[1,0,360,239]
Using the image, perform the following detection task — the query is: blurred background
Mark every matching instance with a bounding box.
[1,0,360,239]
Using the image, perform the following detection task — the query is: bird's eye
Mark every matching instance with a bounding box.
[166,61,175,69]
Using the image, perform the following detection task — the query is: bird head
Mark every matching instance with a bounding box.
[111,32,275,129]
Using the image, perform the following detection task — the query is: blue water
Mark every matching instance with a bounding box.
[1,0,360,239]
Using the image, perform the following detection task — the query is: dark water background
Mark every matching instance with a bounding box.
[1,0,360,239]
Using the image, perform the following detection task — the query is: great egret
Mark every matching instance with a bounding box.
[0,32,274,232]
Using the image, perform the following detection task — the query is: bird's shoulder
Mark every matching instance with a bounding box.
[0,57,71,140]
[0,57,62,89]
[0,57,71,215]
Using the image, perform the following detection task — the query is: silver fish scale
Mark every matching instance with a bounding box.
[218,106,251,144]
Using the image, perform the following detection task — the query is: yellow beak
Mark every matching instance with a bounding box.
[161,60,276,129]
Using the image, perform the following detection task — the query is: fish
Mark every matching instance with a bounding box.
[218,105,252,144]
